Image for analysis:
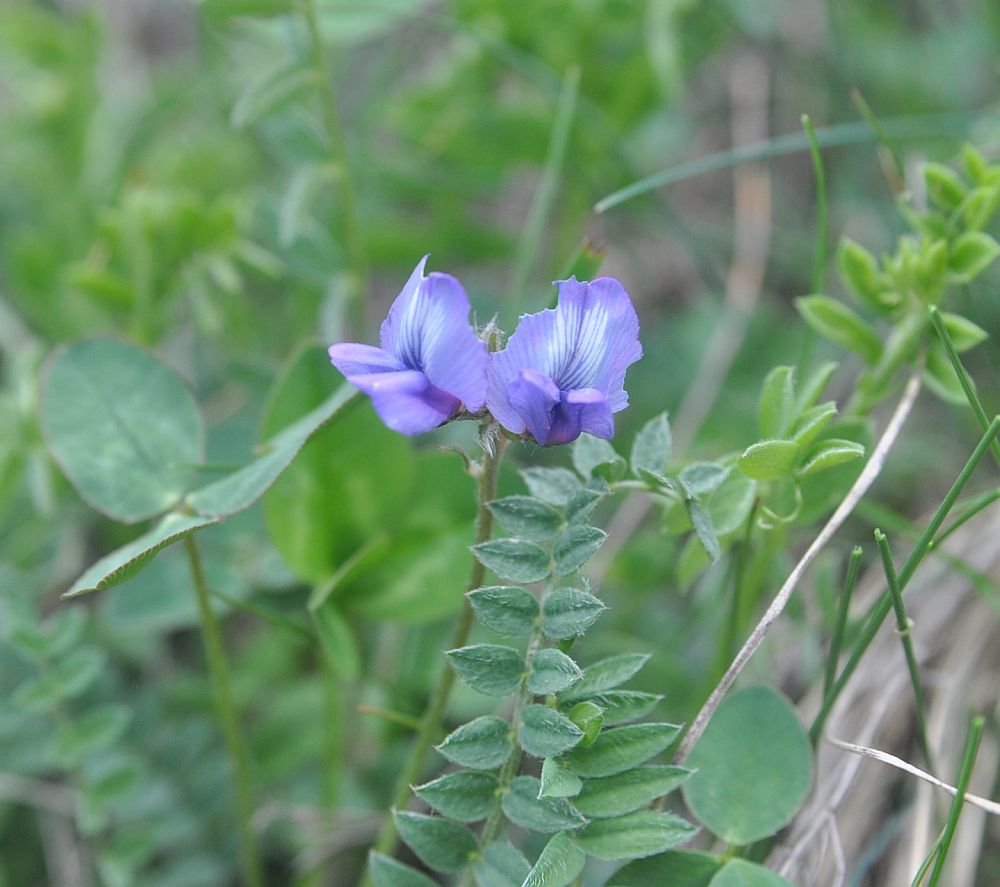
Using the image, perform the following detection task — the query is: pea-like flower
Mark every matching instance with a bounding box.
[328,257,488,435]
[487,276,642,446]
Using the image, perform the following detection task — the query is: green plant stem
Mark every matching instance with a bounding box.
[300,0,368,333]
[822,545,863,702]
[801,114,827,295]
[929,306,1000,469]
[811,416,1000,742]
[462,629,545,886]
[932,487,1000,548]
[363,431,508,878]
[716,500,758,679]
[927,716,985,887]
[874,529,935,773]
[851,89,906,189]
[184,536,263,887]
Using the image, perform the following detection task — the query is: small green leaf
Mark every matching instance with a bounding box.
[528,649,583,695]
[64,512,218,597]
[796,361,838,412]
[83,759,142,810]
[709,860,797,887]
[574,766,693,818]
[230,63,317,129]
[502,776,586,833]
[468,586,540,637]
[41,339,205,524]
[573,434,625,481]
[369,852,441,887]
[518,705,584,758]
[705,471,756,536]
[394,811,477,873]
[837,238,887,313]
[312,600,360,682]
[565,487,605,525]
[797,439,865,477]
[938,311,989,352]
[963,184,1000,231]
[686,499,720,562]
[738,439,800,481]
[575,811,698,860]
[758,366,796,438]
[789,402,837,451]
[553,526,606,576]
[488,497,563,542]
[522,832,586,887]
[682,687,812,845]
[521,468,582,506]
[679,463,729,498]
[541,587,606,639]
[578,691,662,726]
[923,161,968,211]
[437,716,513,770]
[476,841,530,887]
[414,771,499,823]
[606,850,721,887]
[539,757,584,798]
[54,704,130,765]
[13,649,105,711]
[447,645,524,697]
[473,540,551,584]
[565,723,681,778]
[568,702,604,746]
[796,295,882,363]
[948,231,1000,282]
[631,413,672,479]
[560,653,650,701]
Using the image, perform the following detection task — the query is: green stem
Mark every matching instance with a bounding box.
[929,306,1000,469]
[822,545,863,703]
[300,0,368,333]
[184,536,263,887]
[473,630,544,857]
[927,716,984,887]
[363,431,508,877]
[716,500,758,679]
[811,416,1000,743]
[801,114,828,295]
[874,529,935,773]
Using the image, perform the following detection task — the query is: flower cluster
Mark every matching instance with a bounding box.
[329,257,642,445]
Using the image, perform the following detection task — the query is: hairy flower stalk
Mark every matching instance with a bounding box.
[363,430,508,877]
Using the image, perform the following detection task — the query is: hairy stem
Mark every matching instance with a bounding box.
[184,536,263,887]
[364,430,507,876]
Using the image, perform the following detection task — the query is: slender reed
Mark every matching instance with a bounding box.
[184,536,263,887]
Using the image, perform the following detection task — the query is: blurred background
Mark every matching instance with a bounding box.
[2,0,1000,884]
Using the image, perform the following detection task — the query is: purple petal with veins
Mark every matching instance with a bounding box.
[487,276,641,445]
[328,257,487,435]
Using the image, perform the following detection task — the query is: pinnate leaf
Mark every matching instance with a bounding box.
[522,832,586,887]
[447,645,524,697]
[468,586,540,637]
[437,716,513,770]
[527,649,583,695]
[394,811,477,873]
[473,540,551,584]
[575,810,697,860]
[518,705,584,758]
[488,497,563,542]
[541,587,605,639]
[564,723,681,778]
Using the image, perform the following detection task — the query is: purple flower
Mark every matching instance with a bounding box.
[487,277,642,446]
[328,257,488,435]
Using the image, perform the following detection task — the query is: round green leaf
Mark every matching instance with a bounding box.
[414,771,499,822]
[447,644,523,697]
[527,649,583,695]
[522,832,585,887]
[436,716,513,770]
[541,587,606,640]
[394,811,477,873]
[468,586,540,637]
[42,339,204,523]
[368,852,440,887]
[682,686,812,845]
[518,704,584,758]
[709,859,796,887]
